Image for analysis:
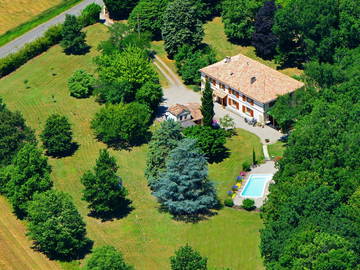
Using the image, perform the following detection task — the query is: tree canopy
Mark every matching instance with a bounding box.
[68,69,95,98]
[81,149,129,218]
[170,244,208,270]
[83,245,133,270]
[222,0,264,43]
[91,102,151,147]
[145,119,183,189]
[161,0,204,58]
[128,0,169,39]
[103,0,139,19]
[4,143,53,218]
[153,138,217,217]
[40,114,74,157]
[27,190,91,260]
[0,98,36,167]
[201,81,214,126]
[61,14,88,55]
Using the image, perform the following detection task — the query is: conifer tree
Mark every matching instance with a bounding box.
[201,81,214,126]
[170,244,208,270]
[153,138,217,217]
[5,143,53,218]
[61,14,88,54]
[81,149,129,218]
[145,120,182,189]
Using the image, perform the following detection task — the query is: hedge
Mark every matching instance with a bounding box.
[0,4,101,78]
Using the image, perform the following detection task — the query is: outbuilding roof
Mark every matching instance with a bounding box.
[200,54,304,103]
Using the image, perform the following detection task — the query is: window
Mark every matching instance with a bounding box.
[212,79,216,86]
[242,95,246,101]
[247,97,254,106]
[231,100,239,110]
[231,89,239,99]
[243,106,254,117]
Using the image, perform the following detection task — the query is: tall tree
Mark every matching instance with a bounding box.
[273,0,340,65]
[145,120,183,189]
[61,14,88,55]
[91,102,151,147]
[95,46,158,103]
[128,0,169,39]
[5,144,53,218]
[161,0,204,58]
[222,0,264,43]
[27,190,92,260]
[252,0,278,59]
[103,0,139,20]
[81,149,129,218]
[339,0,360,49]
[0,98,36,166]
[170,244,208,270]
[183,126,227,163]
[83,245,133,270]
[201,81,214,126]
[41,114,74,157]
[153,138,217,217]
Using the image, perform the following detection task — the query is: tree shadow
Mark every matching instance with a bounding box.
[88,198,134,222]
[32,237,93,261]
[207,147,230,164]
[46,142,79,158]
[64,45,91,56]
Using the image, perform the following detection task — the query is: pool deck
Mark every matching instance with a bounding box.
[233,161,277,208]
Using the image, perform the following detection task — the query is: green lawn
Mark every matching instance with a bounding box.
[268,141,286,158]
[204,17,302,78]
[0,23,264,270]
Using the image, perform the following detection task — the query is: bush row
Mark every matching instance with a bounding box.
[0,3,101,78]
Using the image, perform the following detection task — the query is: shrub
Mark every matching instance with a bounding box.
[242,198,255,210]
[79,3,102,27]
[0,25,62,77]
[224,198,234,207]
[68,69,95,98]
[242,161,251,172]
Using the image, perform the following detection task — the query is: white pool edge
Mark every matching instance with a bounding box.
[240,174,273,198]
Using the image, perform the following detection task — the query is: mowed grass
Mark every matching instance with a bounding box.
[268,141,286,158]
[0,0,62,35]
[0,197,62,270]
[0,24,264,270]
[204,17,302,77]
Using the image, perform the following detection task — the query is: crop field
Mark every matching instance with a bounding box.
[0,24,264,270]
[0,0,63,35]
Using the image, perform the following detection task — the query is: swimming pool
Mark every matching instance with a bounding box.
[241,174,273,198]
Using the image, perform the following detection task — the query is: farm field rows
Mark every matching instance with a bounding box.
[0,24,265,270]
[0,0,62,35]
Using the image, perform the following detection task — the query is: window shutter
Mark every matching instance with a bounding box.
[242,106,246,113]
[250,109,254,117]
[242,95,246,101]
[229,98,232,105]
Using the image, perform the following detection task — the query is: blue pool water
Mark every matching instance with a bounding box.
[241,174,273,198]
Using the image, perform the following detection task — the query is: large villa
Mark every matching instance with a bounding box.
[200,54,304,124]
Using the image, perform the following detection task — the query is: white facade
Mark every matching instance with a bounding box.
[165,110,191,122]
[200,72,271,123]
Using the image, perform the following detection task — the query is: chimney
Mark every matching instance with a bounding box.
[251,76,256,84]
[224,56,231,63]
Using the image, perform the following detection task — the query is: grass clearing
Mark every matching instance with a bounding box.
[204,17,302,78]
[0,0,82,46]
[268,141,286,158]
[0,24,264,270]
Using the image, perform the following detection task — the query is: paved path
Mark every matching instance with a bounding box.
[233,161,277,208]
[155,56,282,144]
[0,0,104,58]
